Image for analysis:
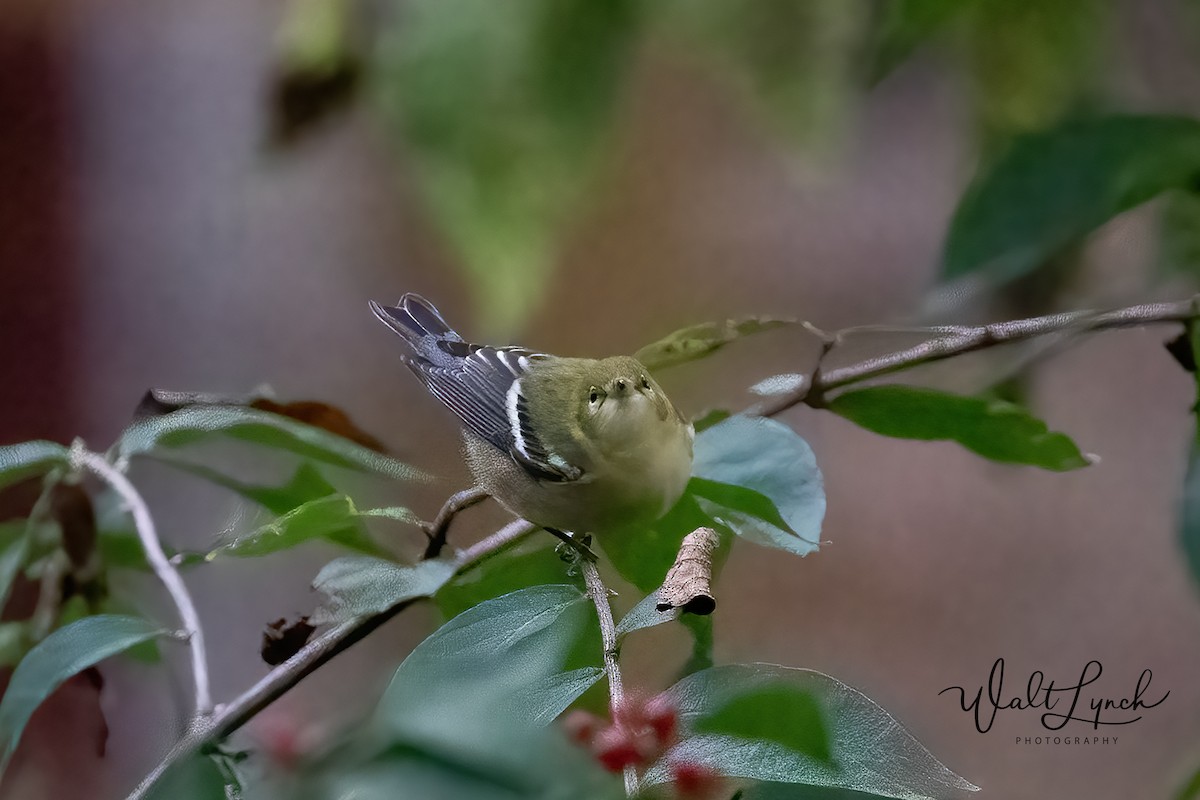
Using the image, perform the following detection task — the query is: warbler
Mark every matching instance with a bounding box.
[370,294,694,535]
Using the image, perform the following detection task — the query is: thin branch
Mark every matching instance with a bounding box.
[126,518,536,800]
[73,447,213,716]
[581,558,636,798]
[421,486,489,559]
[751,296,1200,416]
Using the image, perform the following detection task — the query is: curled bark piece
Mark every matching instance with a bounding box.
[657,527,719,615]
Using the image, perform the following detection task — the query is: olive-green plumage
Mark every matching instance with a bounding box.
[371,296,694,535]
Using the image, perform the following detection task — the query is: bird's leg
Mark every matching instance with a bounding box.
[546,528,598,563]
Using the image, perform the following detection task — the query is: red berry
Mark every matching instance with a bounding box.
[643,693,678,745]
[561,710,604,746]
[671,760,722,799]
[612,692,648,729]
[593,725,644,772]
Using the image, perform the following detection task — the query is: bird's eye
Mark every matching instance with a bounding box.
[640,376,651,390]
[616,379,626,391]
[589,388,599,404]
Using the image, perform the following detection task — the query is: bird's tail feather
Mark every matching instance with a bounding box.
[369,294,462,347]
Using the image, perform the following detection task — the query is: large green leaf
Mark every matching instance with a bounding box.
[633,318,794,371]
[690,415,825,556]
[312,556,457,624]
[372,0,640,334]
[435,536,570,621]
[163,461,344,516]
[0,615,164,774]
[942,115,1200,285]
[378,585,600,740]
[829,385,1090,471]
[288,591,613,800]
[602,491,715,593]
[117,405,424,482]
[202,494,411,563]
[693,683,832,764]
[645,664,979,799]
[0,442,68,493]
[614,589,678,639]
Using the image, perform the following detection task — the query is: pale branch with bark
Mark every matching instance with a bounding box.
[750,295,1200,416]
[123,295,1198,799]
[421,486,490,558]
[127,518,536,800]
[73,447,213,717]
[580,555,638,797]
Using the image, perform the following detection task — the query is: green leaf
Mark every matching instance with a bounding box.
[602,492,713,593]
[963,0,1105,140]
[942,115,1200,285]
[0,521,32,615]
[1179,322,1200,592]
[165,461,343,516]
[0,615,164,774]
[691,415,825,556]
[312,556,457,624]
[436,536,571,621]
[378,585,598,740]
[866,0,971,84]
[677,613,713,680]
[117,405,425,483]
[634,318,795,371]
[1176,759,1200,800]
[0,442,68,493]
[309,729,621,800]
[741,783,895,800]
[144,752,231,800]
[691,409,732,433]
[829,385,1091,471]
[693,683,832,763]
[646,664,979,798]
[655,1,866,146]
[202,494,410,562]
[372,0,640,335]
[1160,190,1200,279]
[0,623,28,668]
[615,589,678,640]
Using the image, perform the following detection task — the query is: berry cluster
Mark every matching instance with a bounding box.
[562,694,723,799]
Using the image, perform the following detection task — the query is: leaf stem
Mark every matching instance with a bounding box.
[580,558,636,797]
[751,296,1200,416]
[73,447,213,716]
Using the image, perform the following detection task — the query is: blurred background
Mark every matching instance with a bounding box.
[3,0,1200,798]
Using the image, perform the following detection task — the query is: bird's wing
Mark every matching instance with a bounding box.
[407,342,584,482]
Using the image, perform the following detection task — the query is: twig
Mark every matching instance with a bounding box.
[73,447,213,716]
[580,558,636,797]
[126,518,536,800]
[421,486,489,559]
[750,296,1200,416]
